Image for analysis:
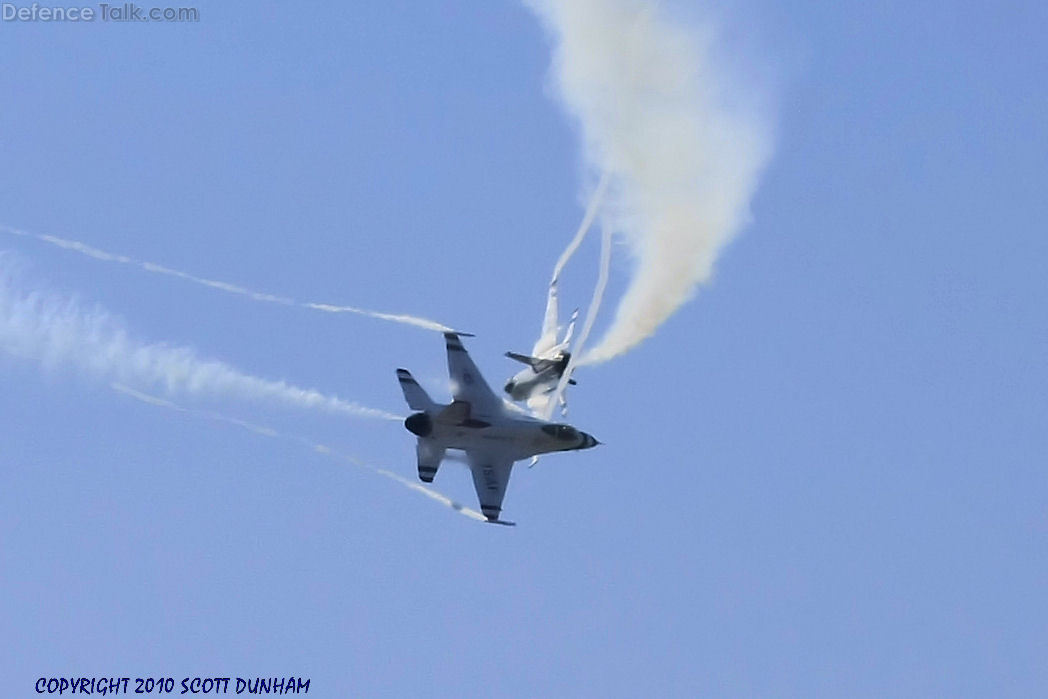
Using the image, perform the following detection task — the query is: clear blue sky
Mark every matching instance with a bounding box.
[2,1,1046,696]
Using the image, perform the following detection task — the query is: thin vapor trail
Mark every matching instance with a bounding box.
[528,0,773,363]
[0,257,401,421]
[112,383,487,522]
[0,224,457,333]
[549,171,609,285]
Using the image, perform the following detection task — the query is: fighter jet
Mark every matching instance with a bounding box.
[503,280,578,417]
[397,332,599,525]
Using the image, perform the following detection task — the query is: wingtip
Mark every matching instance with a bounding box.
[444,332,471,352]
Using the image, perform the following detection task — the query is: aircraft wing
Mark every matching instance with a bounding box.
[444,332,503,420]
[466,450,515,523]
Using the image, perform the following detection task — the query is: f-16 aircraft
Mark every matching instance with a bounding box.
[503,280,578,417]
[397,332,599,525]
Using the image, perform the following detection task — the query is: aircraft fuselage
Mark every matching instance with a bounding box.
[405,409,597,462]
[503,353,571,402]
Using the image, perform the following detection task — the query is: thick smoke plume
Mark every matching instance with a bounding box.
[0,256,400,421]
[527,0,772,363]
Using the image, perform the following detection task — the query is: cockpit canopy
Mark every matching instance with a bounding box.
[541,424,580,442]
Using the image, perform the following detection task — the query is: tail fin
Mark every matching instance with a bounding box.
[396,369,436,411]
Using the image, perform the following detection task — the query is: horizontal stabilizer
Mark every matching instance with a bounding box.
[485,518,517,527]
[396,369,435,411]
[416,438,445,483]
[505,351,541,368]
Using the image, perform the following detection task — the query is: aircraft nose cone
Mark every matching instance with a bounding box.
[580,432,600,449]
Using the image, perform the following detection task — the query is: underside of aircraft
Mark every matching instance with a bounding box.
[397,332,598,524]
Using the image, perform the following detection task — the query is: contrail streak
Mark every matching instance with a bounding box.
[0,256,401,421]
[0,224,458,333]
[528,0,773,362]
[549,171,609,286]
[111,383,487,522]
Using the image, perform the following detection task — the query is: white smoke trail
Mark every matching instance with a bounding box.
[301,303,454,333]
[0,224,458,333]
[0,257,401,421]
[549,171,609,285]
[527,0,773,363]
[111,383,487,522]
